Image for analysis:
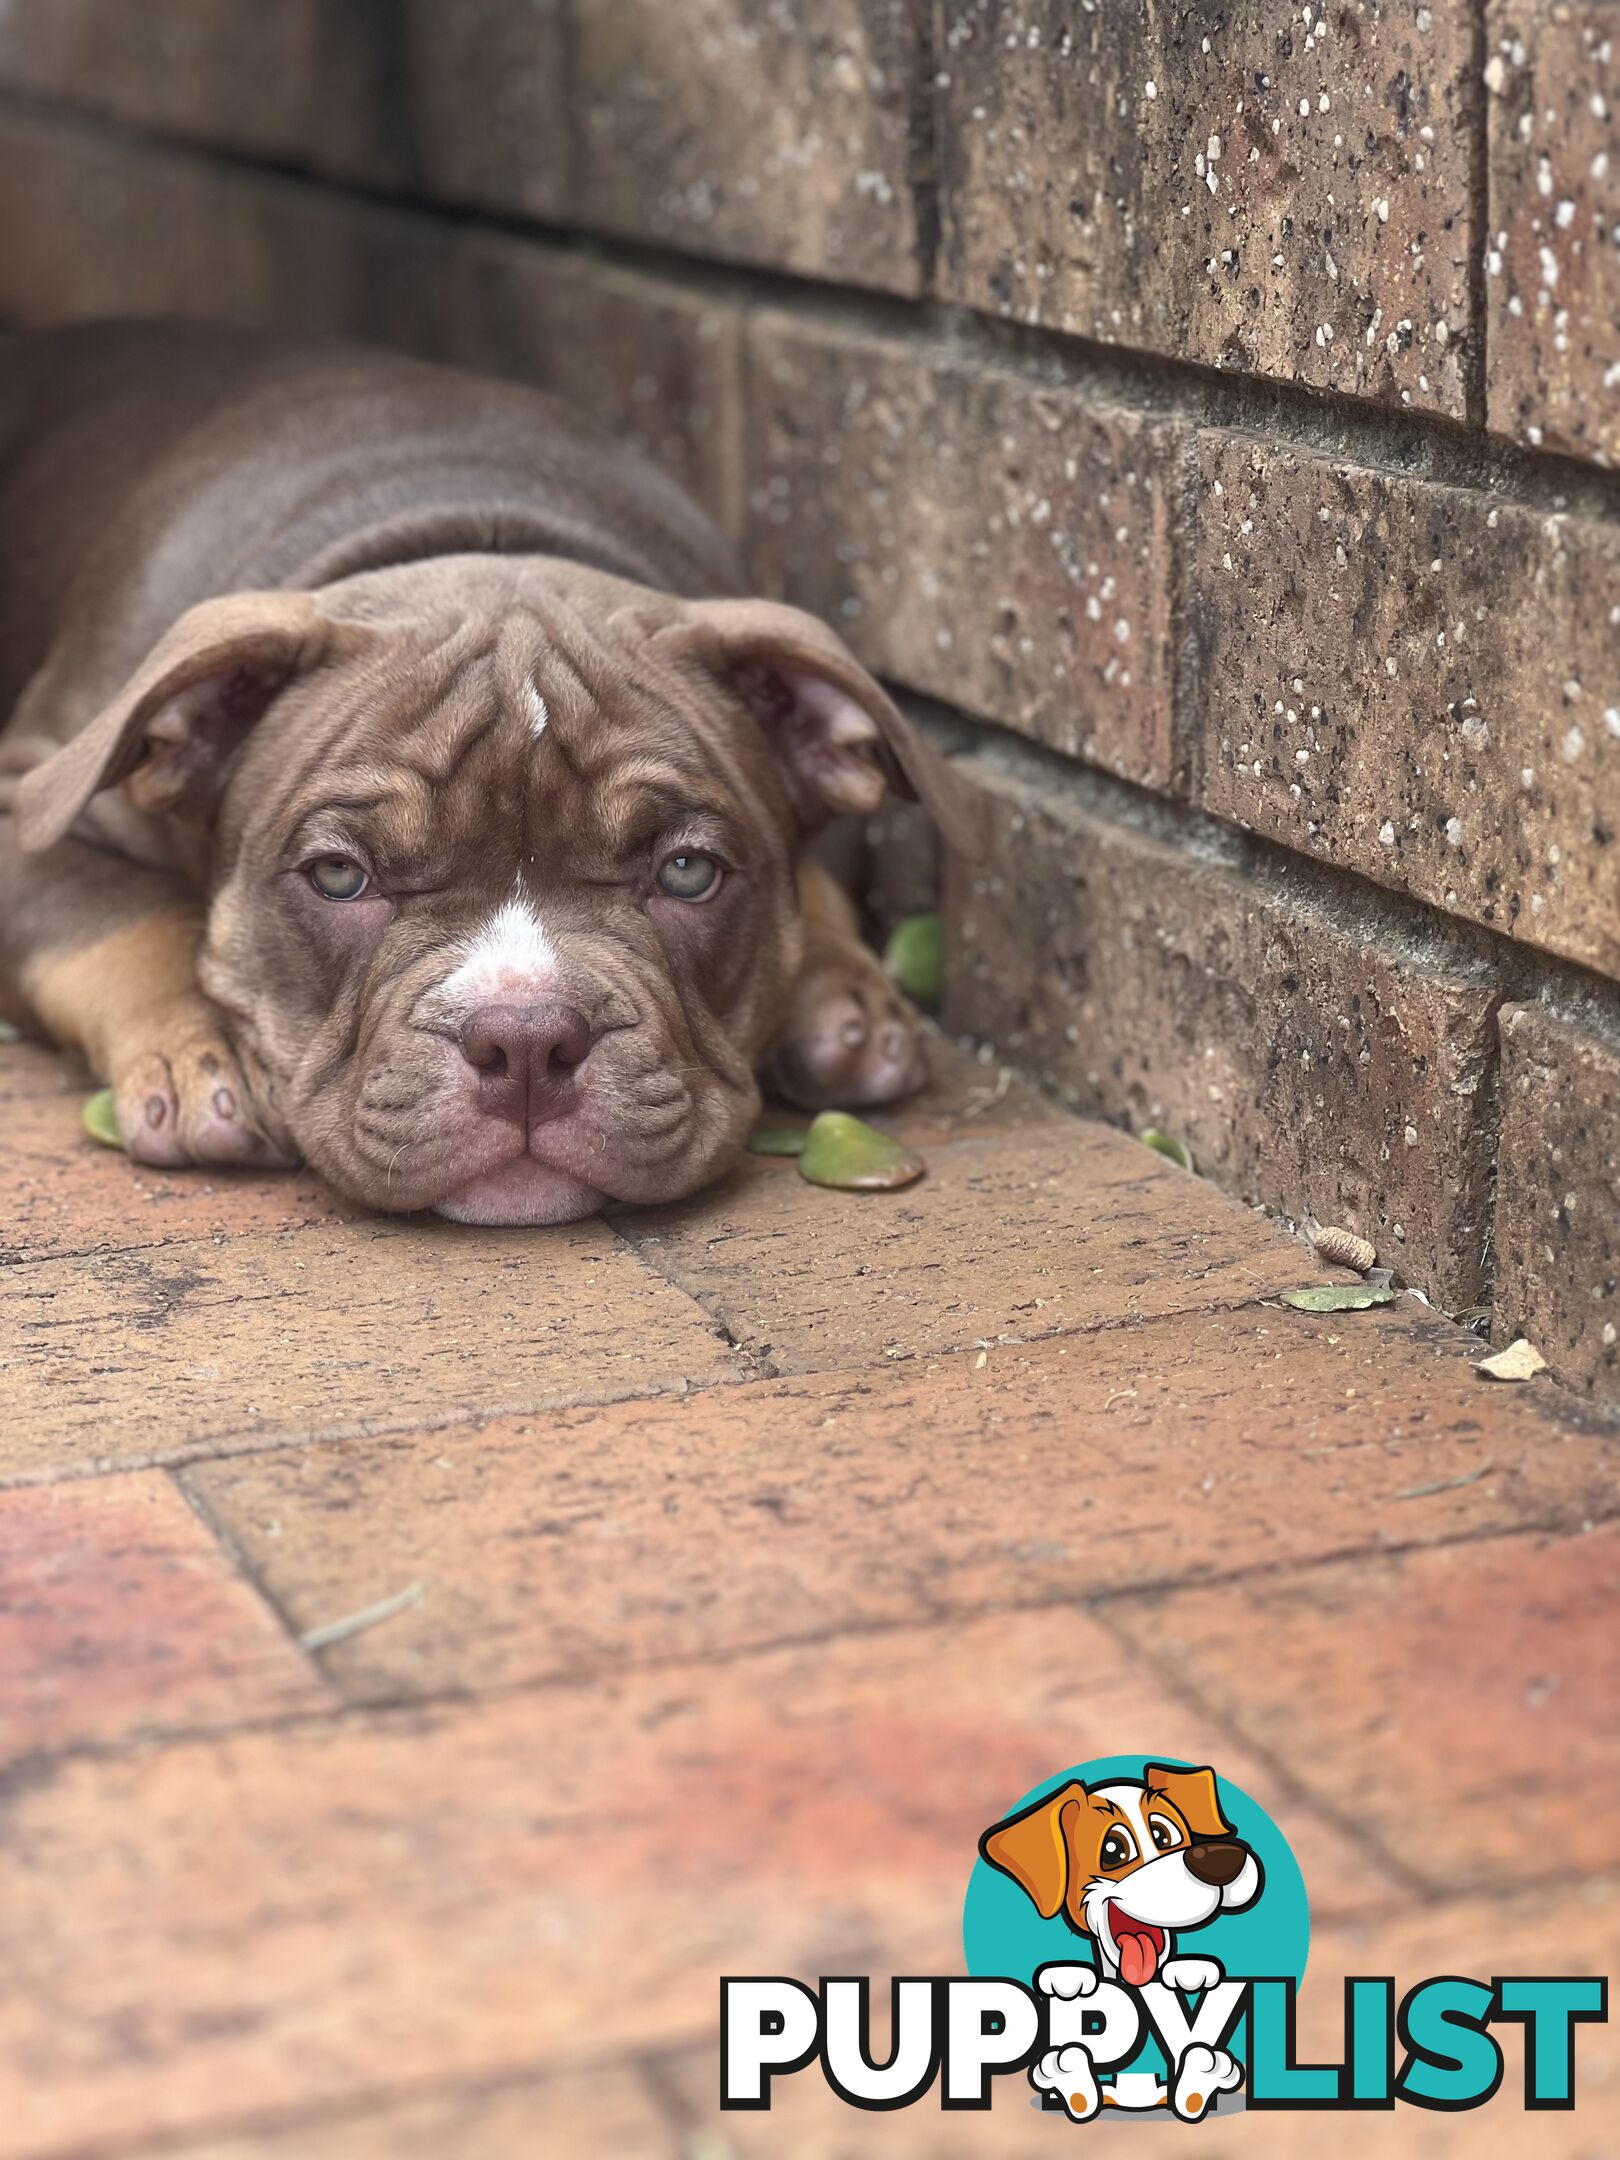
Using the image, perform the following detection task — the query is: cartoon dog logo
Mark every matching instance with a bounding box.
[979,1761,1263,2122]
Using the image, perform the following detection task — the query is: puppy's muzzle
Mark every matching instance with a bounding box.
[458,999,597,1125]
[1184,1839,1252,1889]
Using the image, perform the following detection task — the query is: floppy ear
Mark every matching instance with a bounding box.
[979,1780,1089,1922]
[14,591,346,853]
[1144,1763,1234,1841]
[670,598,986,856]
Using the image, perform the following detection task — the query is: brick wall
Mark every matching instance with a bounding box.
[0,0,1615,1405]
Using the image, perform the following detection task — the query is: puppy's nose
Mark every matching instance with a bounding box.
[1185,1840,1249,1888]
[459,1001,595,1122]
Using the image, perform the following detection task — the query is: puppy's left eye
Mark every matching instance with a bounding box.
[656,851,722,902]
[310,855,370,901]
[1147,1815,1183,1853]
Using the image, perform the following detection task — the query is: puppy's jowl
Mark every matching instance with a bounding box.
[0,324,976,1222]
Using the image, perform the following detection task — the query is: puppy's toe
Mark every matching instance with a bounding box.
[115,1054,189,1167]
[115,1042,292,1169]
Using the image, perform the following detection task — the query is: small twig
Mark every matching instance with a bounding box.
[957,1067,1014,1122]
[1393,1462,1496,1502]
[299,1580,425,1653]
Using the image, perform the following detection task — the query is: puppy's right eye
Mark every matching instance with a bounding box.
[310,855,370,901]
[1100,1828,1138,1870]
[656,851,722,902]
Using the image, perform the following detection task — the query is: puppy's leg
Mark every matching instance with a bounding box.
[1,828,292,1167]
[762,858,930,1110]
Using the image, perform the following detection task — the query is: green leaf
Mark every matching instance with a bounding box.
[1140,1128,1195,1172]
[746,1126,808,1157]
[82,1088,124,1150]
[797,1110,925,1192]
[883,913,945,1007]
[1279,1283,1397,1313]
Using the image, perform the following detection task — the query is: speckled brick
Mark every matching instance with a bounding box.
[1486,0,1620,465]
[937,0,1474,417]
[0,115,452,349]
[0,0,571,216]
[944,761,1500,1310]
[1495,1004,1620,1404]
[573,0,923,292]
[0,117,744,529]
[444,233,745,535]
[1189,432,1620,980]
[746,315,1180,785]
[859,799,942,937]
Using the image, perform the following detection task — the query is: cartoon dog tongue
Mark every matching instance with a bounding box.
[1113,1916,1162,1987]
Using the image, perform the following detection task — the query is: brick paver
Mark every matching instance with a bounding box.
[0,1608,1388,2160]
[3,1090,355,1262]
[159,2075,680,2160]
[0,1470,329,1756]
[1111,1522,1620,1895]
[1,1219,740,1481]
[620,1124,1316,1371]
[185,1308,1611,1707]
[0,1034,1612,2158]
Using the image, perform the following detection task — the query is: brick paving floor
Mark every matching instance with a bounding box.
[1,1037,1616,2158]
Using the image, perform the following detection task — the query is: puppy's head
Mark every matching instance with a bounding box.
[17,558,981,1222]
[979,1763,1262,1987]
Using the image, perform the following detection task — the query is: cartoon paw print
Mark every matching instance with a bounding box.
[1031,2043,1101,2122]
[1171,2042,1244,2122]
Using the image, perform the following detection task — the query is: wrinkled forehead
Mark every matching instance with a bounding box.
[239,610,776,877]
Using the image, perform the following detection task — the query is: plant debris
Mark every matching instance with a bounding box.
[298,1580,425,1653]
[798,1110,925,1192]
[1140,1128,1194,1172]
[1309,1222,1378,1273]
[883,912,944,1006]
[1394,1461,1496,1501]
[1476,1337,1548,1383]
[82,1089,123,1150]
[1279,1282,1397,1313]
[746,1126,808,1157]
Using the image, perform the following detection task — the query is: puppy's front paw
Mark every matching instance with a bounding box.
[1170,2042,1243,2122]
[764,942,929,1111]
[1031,2044,1101,2122]
[1159,1955,1223,1994]
[1037,1963,1100,1999]
[111,1015,292,1170]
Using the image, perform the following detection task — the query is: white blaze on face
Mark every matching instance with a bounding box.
[440,896,559,1012]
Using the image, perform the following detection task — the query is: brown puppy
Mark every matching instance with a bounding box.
[0,323,976,1224]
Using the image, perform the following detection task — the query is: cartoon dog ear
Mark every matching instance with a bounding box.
[668,598,987,856]
[979,1781,1090,1922]
[1144,1763,1235,1842]
[14,592,363,853]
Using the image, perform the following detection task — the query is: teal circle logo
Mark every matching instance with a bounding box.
[963,1755,1309,2092]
